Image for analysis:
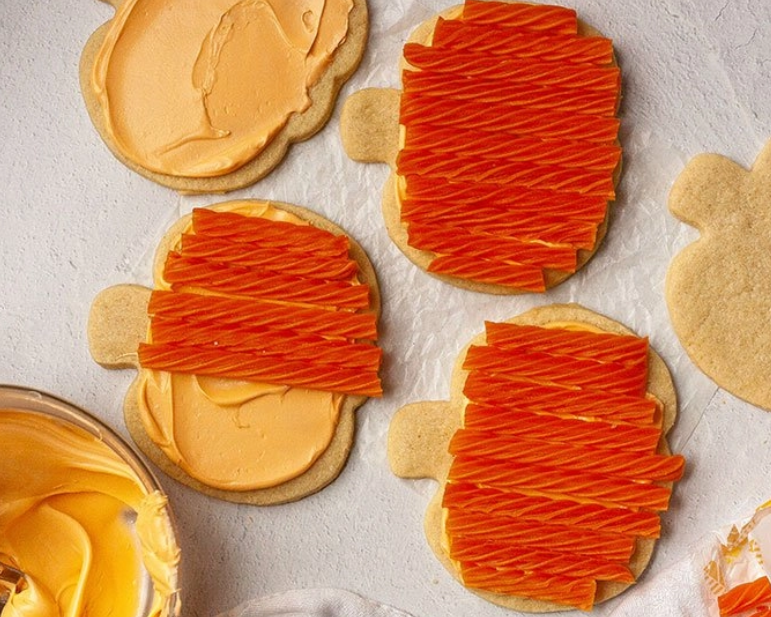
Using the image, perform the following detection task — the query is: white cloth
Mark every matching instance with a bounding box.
[218,589,415,617]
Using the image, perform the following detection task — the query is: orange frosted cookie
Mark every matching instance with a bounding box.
[388,304,683,612]
[88,200,381,504]
[341,0,621,294]
[80,0,368,192]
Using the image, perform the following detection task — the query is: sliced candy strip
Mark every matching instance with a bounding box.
[463,373,660,426]
[404,45,620,91]
[402,175,610,221]
[428,254,546,292]
[147,291,378,341]
[403,71,619,116]
[406,223,578,272]
[397,148,616,198]
[448,456,672,511]
[432,19,613,64]
[462,404,662,453]
[446,509,636,560]
[400,95,620,143]
[442,483,661,538]
[463,345,648,397]
[191,208,350,257]
[149,317,382,370]
[717,577,771,617]
[402,127,621,171]
[448,430,684,482]
[485,321,648,366]
[460,564,596,610]
[163,253,371,310]
[448,537,634,582]
[178,234,358,281]
[138,342,383,397]
[461,0,578,35]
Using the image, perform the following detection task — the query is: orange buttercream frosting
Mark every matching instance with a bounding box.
[136,201,380,491]
[0,409,179,617]
[91,0,354,178]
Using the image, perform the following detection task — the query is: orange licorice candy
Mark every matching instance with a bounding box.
[448,537,634,583]
[138,342,383,397]
[178,234,358,281]
[402,71,619,116]
[445,508,635,561]
[147,291,378,341]
[402,175,610,221]
[460,563,595,610]
[149,317,382,370]
[718,577,771,617]
[463,373,660,425]
[428,254,545,292]
[442,482,662,538]
[406,223,578,272]
[462,404,662,453]
[401,127,621,171]
[461,0,578,35]
[400,95,620,143]
[448,456,672,511]
[448,430,684,482]
[404,45,620,92]
[485,321,648,366]
[431,18,613,64]
[463,345,648,397]
[405,209,599,251]
[397,148,616,198]
[163,253,370,310]
[191,208,350,258]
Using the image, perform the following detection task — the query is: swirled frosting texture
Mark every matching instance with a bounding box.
[91,0,353,177]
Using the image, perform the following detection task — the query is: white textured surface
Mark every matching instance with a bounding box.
[2,1,771,616]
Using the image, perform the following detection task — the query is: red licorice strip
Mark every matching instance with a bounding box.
[448,456,672,510]
[163,254,370,310]
[138,342,383,397]
[461,0,578,35]
[404,44,620,92]
[445,508,635,560]
[406,210,598,251]
[147,291,378,341]
[462,373,660,426]
[191,208,350,257]
[432,19,613,64]
[402,127,621,172]
[718,577,771,617]
[463,345,648,397]
[396,148,616,198]
[400,95,620,144]
[462,404,662,453]
[178,234,358,281]
[428,254,546,292]
[448,537,634,583]
[459,563,596,610]
[448,430,684,482]
[402,71,619,117]
[149,317,382,370]
[485,322,649,366]
[403,175,609,221]
[406,222,577,272]
[442,482,662,538]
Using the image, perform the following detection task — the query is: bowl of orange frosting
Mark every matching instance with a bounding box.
[0,385,181,617]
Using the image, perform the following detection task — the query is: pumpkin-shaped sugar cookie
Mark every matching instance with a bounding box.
[667,139,771,411]
[88,200,382,504]
[389,304,683,612]
[80,0,368,192]
[341,0,622,294]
